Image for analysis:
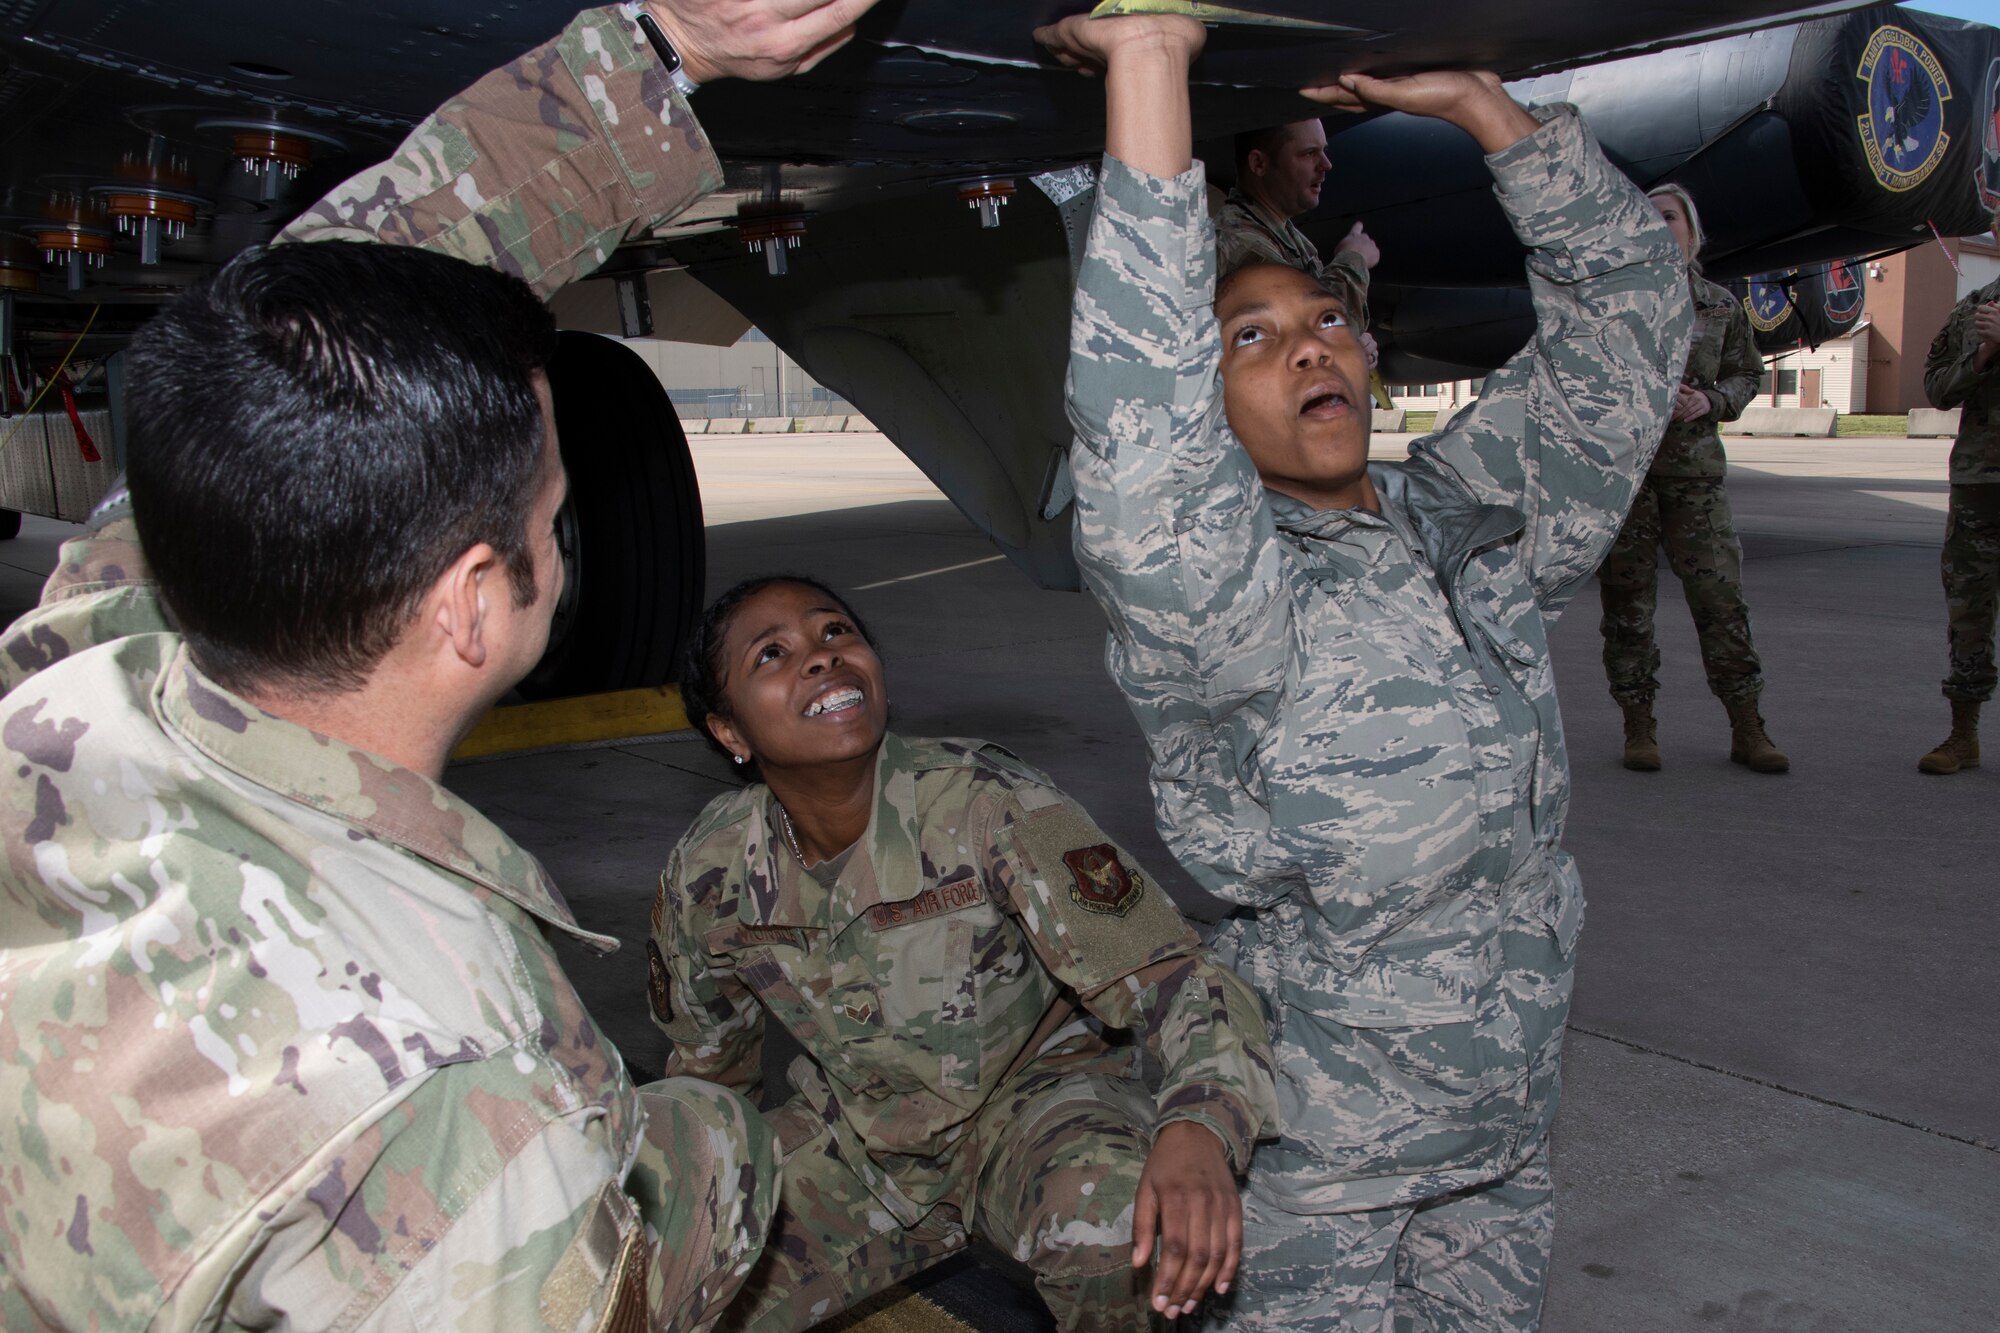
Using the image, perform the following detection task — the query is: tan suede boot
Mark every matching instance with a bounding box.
[1620,701,1661,771]
[1726,702,1789,773]
[1918,700,1982,775]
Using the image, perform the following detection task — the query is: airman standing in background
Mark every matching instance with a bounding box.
[1596,184,1787,773]
[1917,234,2000,775]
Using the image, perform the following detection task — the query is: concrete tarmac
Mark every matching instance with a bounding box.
[4,432,1993,1330]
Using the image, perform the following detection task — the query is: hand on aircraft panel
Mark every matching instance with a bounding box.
[1301,70,1538,155]
[1333,220,1380,271]
[1032,11,1207,76]
[1130,1119,1242,1321]
[641,0,881,85]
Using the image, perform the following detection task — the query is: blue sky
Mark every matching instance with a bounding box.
[1915,0,2000,23]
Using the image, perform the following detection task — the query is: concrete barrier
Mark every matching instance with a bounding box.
[795,415,844,433]
[1375,407,1408,432]
[681,418,710,434]
[707,417,746,435]
[1734,406,1837,437]
[1907,407,1962,438]
[746,417,793,434]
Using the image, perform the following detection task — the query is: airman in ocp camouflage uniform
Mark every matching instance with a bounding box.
[654,732,1279,1330]
[1051,15,1690,1328]
[0,3,865,1325]
[1917,265,2000,774]
[0,634,776,1329]
[1214,121,1375,360]
[1597,185,1785,774]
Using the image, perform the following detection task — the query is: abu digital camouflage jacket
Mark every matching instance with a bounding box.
[651,733,1278,1226]
[1066,108,1690,1213]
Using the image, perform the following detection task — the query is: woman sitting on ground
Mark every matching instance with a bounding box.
[647,574,1278,1331]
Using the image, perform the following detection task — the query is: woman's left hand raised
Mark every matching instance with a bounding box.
[1131,1119,1242,1319]
[1033,11,1205,76]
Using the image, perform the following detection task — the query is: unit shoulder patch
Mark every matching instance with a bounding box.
[1061,843,1143,917]
[645,938,672,1024]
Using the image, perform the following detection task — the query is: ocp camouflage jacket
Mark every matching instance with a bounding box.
[0,635,771,1329]
[1650,274,1761,478]
[1065,108,1689,1213]
[1924,274,2000,484]
[651,733,1278,1226]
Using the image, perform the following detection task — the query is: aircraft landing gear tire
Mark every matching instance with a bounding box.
[517,331,705,702]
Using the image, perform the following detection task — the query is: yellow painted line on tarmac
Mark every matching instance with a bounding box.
[451,684,691,760]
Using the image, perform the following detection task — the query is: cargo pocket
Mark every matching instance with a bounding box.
[1269,944,1522,1182]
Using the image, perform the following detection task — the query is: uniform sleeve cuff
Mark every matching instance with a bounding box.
[1158,1087,1258,1173]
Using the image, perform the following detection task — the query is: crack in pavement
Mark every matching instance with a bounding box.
[1569,1025,1997,1153]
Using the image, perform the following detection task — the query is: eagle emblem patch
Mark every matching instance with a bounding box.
[1062,844,1143,917]
[1856,25,1952,193]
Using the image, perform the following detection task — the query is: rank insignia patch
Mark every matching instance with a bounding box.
[1062,843,1143,917]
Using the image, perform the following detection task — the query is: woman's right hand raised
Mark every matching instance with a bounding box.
[1302,70,1538,155]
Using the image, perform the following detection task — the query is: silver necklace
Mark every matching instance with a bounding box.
[773,802,809,867]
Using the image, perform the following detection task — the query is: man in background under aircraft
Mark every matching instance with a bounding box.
[1217,119,1381,368]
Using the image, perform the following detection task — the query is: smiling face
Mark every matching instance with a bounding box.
[1247,120,1331,220]
[703,580,888,776]
[1217,262,1375,511]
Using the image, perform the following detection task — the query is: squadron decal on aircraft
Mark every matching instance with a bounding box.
[1745,273,1796,334]
[1822,258,1864,323]
[1855,24,1952,192]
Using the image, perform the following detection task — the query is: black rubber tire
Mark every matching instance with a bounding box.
[0,509,19,541]
[517,331,705,701]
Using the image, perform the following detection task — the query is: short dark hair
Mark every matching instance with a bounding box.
[680,575,876,777]
[127,241,558,694]
[1234,123,1296,177]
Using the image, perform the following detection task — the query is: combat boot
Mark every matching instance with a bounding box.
[1725,702,1789,773]
[1620,701,1661,771]
[1918,700,1981,775]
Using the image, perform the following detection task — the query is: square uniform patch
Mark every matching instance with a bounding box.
[1061,844,1142,917]
[1006,802,1198,990]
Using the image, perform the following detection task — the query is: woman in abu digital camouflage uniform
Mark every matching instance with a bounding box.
[646,574,1278,1332]
[1042,11,1691,1329]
